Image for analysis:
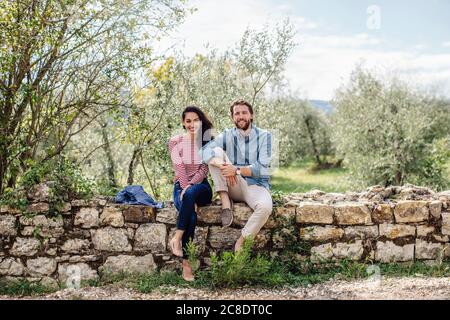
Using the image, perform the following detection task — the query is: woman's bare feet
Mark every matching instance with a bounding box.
[182,259,195,282]
[169,237,183,257]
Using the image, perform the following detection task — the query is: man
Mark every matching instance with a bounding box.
[201,99,273,252]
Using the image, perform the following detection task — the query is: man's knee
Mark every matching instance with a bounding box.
[255,199,273,217]
[210,147,226,162]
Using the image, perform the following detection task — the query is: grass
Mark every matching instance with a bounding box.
[271,160,351,194]
[130,240,450,294]
[134,271,193,293]
[130,260,450,293]
[272,159,450,194]
[1,260,450,297]
[0,279,56,296]
[378,261,450,278]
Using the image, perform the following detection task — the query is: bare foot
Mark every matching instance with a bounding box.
[169,237,183,257]
[182,260,195,282]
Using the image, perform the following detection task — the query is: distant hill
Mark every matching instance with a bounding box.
[308,100,335,114]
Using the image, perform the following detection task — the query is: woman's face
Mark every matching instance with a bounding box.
[183,112,201,134]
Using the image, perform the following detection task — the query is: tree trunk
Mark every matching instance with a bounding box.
[127,148,142,185]
[101,123,118,188]
[304,116,322,166]
[395,170,403,186]
[0,151,7,195]
[333,158,344,168]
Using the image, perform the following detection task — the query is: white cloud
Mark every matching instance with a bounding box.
[154,0,450,101]
[411,44,428,50]
[442,41,450,48]
[155,0,318,55]
[287,33,450,100]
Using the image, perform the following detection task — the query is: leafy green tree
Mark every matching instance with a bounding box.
[233,19,296,108]
[260,98,334,167]
[332,67,450,190]
[71,20,298,199]
[0,0,189,194]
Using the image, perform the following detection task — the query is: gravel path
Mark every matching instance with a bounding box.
[1,277,450,300]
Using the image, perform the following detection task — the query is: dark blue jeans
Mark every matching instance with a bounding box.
[173,179,212,258]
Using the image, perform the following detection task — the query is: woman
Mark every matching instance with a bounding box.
[168,106,214,281]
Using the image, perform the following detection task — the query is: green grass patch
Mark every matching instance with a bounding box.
[3,260,449,297]
[129,239,450,293]
[133,270,191,293]
[271,160,351,194]
[128,259,450,294]
[378,261,450,278]
[0,279,56,296]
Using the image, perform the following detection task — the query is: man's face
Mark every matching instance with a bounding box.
[232,104,253,130]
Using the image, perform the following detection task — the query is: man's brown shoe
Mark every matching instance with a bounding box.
[221,208,233,227]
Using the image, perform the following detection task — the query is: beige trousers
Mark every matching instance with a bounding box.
[208,147,273,237]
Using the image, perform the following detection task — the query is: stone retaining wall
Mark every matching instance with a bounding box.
[1,184,450,288]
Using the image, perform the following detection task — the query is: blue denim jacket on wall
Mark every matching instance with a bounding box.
[115,185,164,208]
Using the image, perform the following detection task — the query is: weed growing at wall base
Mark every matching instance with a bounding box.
[0,279,56,296]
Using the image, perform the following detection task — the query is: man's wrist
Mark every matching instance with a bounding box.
[235,167,241,176]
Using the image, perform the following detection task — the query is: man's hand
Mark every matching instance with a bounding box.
[220,163,237,177]
[221,164,238,187]
[226,175,237,187]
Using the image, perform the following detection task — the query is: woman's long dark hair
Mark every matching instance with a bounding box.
[182,106,214,146]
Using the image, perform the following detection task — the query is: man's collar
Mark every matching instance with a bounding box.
[235,123,254,137]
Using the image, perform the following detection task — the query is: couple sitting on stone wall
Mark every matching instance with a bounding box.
[167,100,273,281]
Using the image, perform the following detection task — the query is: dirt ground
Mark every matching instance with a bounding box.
[1,276,449,300]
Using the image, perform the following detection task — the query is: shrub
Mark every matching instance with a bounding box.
[205,238,278,288]
[0,156,96,216]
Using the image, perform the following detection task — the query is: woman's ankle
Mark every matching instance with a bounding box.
[182,259,191,267]
[173,230,184,242]
[182,260,193,273]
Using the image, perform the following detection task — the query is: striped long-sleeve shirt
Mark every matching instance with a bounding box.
[200,124,272,190]
[168,134,209,189]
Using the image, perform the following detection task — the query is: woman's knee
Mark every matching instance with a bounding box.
[185,184,211,200]
[183,187,199,201]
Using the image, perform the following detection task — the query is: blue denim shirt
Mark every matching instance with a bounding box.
[200,124,272,190]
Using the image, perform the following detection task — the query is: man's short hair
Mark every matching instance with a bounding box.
[230,99,254,116]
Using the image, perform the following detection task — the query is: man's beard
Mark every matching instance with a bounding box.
[235,119,251,130]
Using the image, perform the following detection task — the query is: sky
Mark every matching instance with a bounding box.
[156,0,450,100]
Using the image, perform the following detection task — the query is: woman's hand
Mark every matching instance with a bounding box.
[180,184,192,201]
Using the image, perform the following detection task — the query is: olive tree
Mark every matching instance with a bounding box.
[258,97,334,166]
[332,67,450,190]
[71,19,297,198]
[0,0,189,194]
[233,19,296,109]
